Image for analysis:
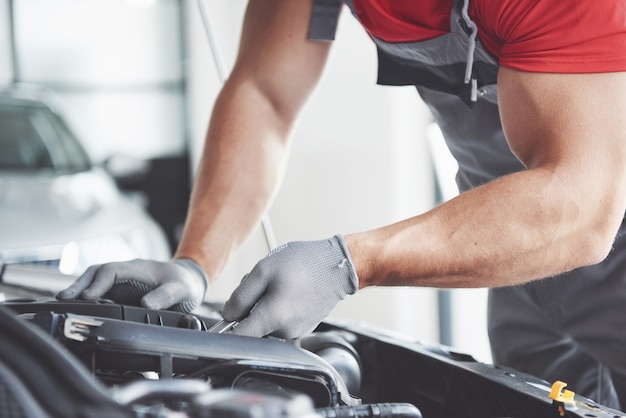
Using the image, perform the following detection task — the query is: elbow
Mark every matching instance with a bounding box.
[557,187,625,269]
[579,234,613,267]
[573,219,620,268]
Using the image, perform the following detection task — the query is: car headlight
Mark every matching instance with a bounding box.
[59,227,158,275]
[2,225,169,277]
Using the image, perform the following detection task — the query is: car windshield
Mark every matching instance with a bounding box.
[0,102,91,173]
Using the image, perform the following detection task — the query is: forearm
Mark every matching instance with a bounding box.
[347,166,623,289]
[348,69,626,290]
[173,0,331,282]
[174,79,294,281]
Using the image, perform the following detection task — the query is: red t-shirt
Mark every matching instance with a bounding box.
[351,0,626,73]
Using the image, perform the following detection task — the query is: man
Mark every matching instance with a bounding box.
[58,0,626,409]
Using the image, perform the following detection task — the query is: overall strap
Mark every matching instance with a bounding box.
[454,0,479,103]
[308,0,343,41]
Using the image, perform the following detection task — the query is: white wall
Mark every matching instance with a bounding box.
[0,0,13,84]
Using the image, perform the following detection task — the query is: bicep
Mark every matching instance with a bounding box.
[229,0,335,120]
[498,67,626,239]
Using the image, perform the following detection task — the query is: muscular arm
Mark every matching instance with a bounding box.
[174,0,333,281]
[347,68,626,288]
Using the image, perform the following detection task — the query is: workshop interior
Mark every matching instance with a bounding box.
[0,1,622,417]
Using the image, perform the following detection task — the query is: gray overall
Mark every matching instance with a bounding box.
[310,0,626,410]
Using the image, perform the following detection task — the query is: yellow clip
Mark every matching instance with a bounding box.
[550,381,576,417]
[549,381,576,402]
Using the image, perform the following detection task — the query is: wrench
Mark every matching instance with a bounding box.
[207,319,238,334]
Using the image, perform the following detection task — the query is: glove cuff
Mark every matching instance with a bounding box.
[333,234,359,295]
[173,258,209,296]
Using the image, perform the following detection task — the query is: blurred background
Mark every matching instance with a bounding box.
[0,0,490,362]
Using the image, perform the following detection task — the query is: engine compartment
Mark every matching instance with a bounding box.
[0,285,624,418]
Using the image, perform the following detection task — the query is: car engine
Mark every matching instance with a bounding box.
[0,277,624,418]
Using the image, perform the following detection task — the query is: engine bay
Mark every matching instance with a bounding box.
[0,280,624,418]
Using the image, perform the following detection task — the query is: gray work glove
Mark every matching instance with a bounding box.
[222,235,358,339]
[56,258,208,313]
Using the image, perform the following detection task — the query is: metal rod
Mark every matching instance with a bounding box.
[8,0,19,84]
[196,0,277,251]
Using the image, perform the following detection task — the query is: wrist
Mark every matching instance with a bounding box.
[333,234,359,295]
[342,233,376,289]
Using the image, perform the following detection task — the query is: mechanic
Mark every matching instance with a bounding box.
[58,0,626,410]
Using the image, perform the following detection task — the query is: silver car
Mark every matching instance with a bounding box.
[0,85,170,277]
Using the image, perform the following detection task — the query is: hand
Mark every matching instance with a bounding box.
[222,235,358,339]
[56,258,208,313]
